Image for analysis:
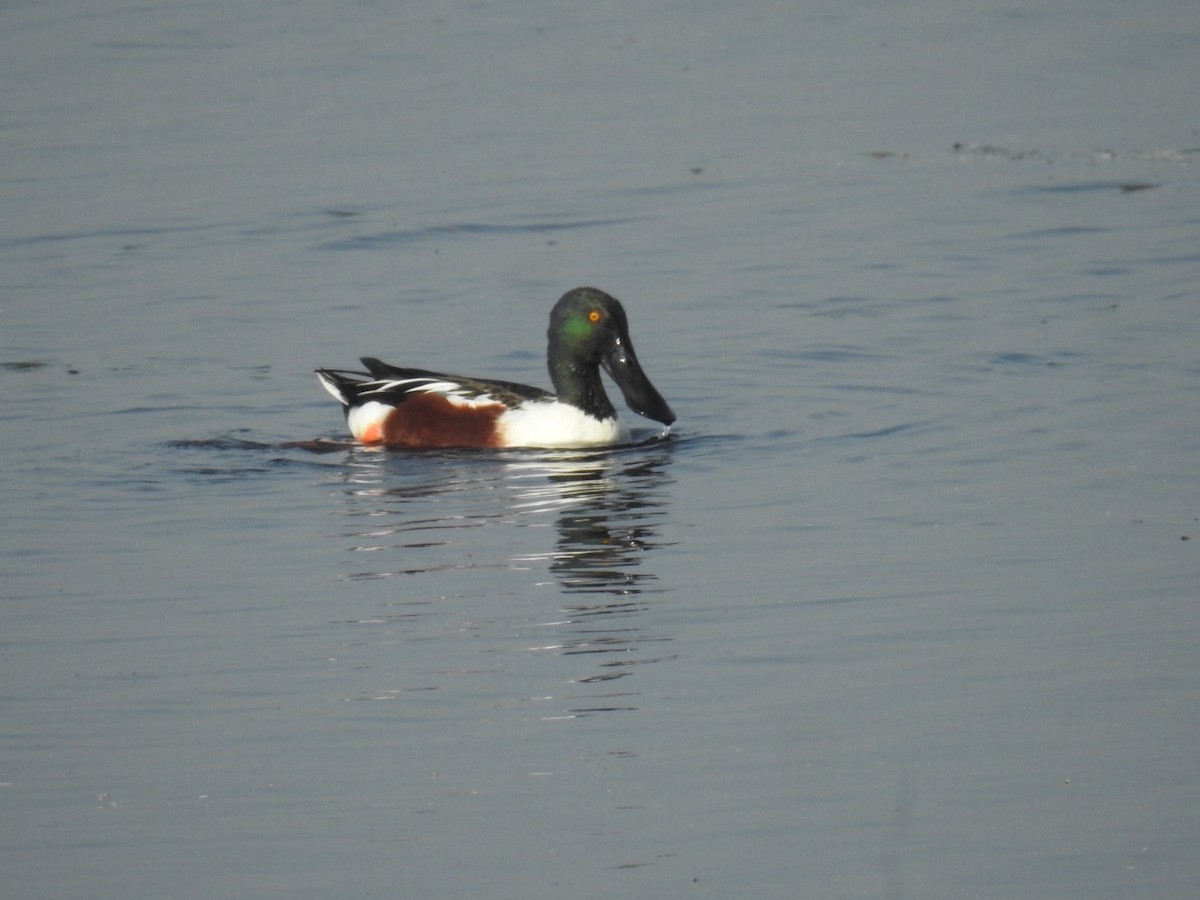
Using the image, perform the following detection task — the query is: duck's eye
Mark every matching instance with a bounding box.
[588,309,602,323]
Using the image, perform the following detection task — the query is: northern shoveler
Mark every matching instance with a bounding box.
[315,287,676,449]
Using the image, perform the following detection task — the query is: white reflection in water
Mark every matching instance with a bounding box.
[330,441,676,592]
[326,439,679,714]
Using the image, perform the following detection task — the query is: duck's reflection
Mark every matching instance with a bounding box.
[506,450,671,593]
[327,438,677,716]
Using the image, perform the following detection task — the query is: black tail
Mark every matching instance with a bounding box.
[315,367,370,407]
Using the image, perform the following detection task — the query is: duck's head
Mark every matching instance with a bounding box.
[547,287,676,427]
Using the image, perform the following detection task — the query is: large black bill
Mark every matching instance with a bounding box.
[602,339,676,426]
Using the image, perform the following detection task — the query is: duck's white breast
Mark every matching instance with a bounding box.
[496,401,629,448]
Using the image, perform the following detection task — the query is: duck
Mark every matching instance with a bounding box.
[315,287,675,449]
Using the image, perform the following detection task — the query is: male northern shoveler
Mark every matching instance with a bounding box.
[315,287,675,449]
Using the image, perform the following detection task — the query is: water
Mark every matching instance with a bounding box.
[3,1,1199,897]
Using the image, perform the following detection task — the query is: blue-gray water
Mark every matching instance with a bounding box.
[3,1,1199,897]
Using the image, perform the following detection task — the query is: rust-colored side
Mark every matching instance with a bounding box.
[373,393,506,448]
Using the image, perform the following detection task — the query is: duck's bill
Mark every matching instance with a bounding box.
[602,339,676,426]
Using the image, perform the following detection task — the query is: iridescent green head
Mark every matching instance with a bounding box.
[546,288,675,426]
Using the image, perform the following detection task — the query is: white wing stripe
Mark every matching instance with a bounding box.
[362,377,498,406]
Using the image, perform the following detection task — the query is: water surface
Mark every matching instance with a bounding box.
[3,1,1199,898]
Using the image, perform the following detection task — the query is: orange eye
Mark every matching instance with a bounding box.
[588,310,602,323]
